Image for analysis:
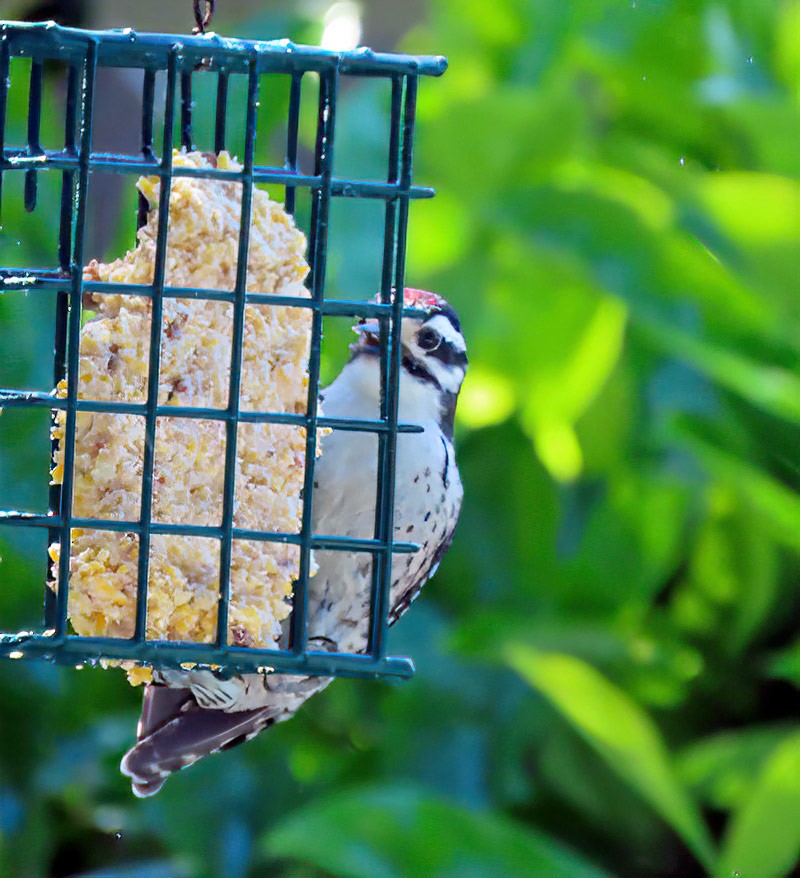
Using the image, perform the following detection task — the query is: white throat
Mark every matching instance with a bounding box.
[324,355,443,426]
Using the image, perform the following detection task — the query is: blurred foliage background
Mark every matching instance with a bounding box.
[1,0,799,876]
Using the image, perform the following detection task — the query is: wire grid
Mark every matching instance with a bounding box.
[0,21,446,681]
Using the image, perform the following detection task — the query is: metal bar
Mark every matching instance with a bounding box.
[0,512,418,554]
[26,61,43,152]
[0,633,416,680]
[292,67,337,657]
[214,70,228,153]
[57,64,80,269]
[367,75,404,659]
[0,391,424,434]
[133,48,177,642]
[372,76,418,656]
[180,71,193,150]
[0,152,436,199]
[140,69,156,157]
[54,40,97,639]
[45,61,80,629]
[0,22,448,78]
[24,59,43,212]
[61,65,80,147]
[0,276,431,320]
[284,72,302,215]
[138,68,156,230]
[0,38,10,219]
[216,56,259,650]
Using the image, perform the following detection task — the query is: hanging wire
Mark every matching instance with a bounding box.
[192,0,215,34]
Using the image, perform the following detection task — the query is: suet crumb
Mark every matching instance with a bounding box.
[49,150,321,683]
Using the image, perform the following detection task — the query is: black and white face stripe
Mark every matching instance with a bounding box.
[401,309,468,395]
[422,320,469,370]
[349,301,467,399]
[423,310,466,350]
[402,351,442,389]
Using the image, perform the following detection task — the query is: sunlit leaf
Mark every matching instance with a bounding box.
[717,732,800,878]
[530,419,583,482]
[520,295,627,481]
[775,0,800,90]
[552,162,675,232]
[507,647,716,869]
[456,367,516,430]
[407,192,470,275]
[698,173,799,247]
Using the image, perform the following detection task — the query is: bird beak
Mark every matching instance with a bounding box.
[352,319,382,352]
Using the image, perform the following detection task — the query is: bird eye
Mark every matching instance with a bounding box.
[417,326,441,351]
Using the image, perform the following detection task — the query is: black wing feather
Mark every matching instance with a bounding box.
[121,686,274,797]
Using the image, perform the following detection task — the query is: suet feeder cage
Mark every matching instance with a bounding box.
[0,20,446,682]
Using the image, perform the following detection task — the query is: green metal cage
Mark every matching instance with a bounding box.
[0,21,446,681]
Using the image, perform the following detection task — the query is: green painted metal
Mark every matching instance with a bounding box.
[0,21,446,681]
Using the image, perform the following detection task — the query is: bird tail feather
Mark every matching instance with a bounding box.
[120,684,274,797]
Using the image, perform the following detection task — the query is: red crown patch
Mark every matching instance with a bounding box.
[402,287,445,311]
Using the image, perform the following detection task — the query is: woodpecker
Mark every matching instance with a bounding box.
[121,288,467,796]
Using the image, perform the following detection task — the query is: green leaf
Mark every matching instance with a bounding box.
[677,725,796,812]
[699,173,800,248]
[262,784,609,878]
[540,727,676,858]
[522,296,627,482]
[640,320,800,426]
[679,432,800,552]
[506,646,716,870]
[765,642,800,687]
[717,731,800,878]
[450,612,627,665]
[76,862,191,878]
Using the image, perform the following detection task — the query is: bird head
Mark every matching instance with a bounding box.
[349,288,467,432]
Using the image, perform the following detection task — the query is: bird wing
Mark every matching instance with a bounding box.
[121,684,276,797]
[388,513,460,626]
[388,438,463,626]
[122,672,332,796]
